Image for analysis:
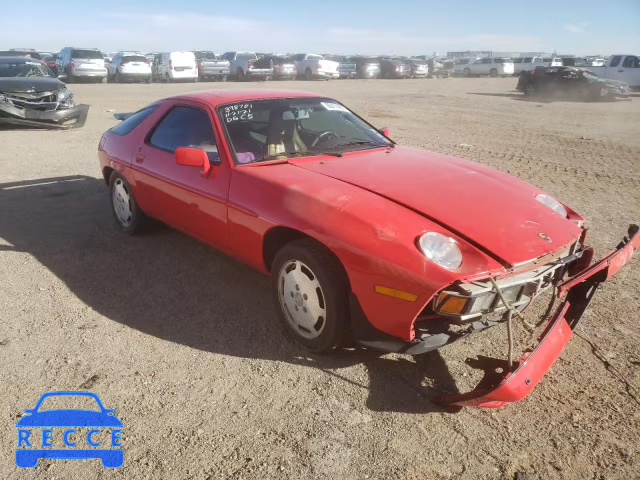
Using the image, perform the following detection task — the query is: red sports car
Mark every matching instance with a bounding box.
[98,89,638,408]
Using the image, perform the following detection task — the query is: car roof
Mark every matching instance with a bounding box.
[168,89,322,107]
[0,56,39,62]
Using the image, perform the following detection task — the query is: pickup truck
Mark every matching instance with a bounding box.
[193,51,230,81]
[220,51,271,81]
[588,55,640,88]
[291,53,339,80]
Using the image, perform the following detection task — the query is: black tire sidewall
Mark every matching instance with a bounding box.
[271,240,349,353]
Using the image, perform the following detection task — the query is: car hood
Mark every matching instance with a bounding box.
[291,146,582,266]
[0,77,65,93]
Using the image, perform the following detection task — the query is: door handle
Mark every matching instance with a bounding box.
[135,153,145,163]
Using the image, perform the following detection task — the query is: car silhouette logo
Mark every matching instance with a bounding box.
[15,391,123,468]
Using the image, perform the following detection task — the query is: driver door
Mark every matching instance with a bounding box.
[132,100,231,249]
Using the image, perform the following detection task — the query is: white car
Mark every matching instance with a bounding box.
[220,51,271,81]
[291,53,339,80]
[463,57,514,77]
[453,57,481,75]
[107,53,151,83]
[152,51,197,82]
[543,57,563,67]
[513,56,544,75]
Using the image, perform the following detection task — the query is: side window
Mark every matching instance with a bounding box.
[622,56,639,68]
[110,105,159,135]
[149,106,217,159]
[513,58,522,64]
[609,56,622,67]
[482,58,492,64]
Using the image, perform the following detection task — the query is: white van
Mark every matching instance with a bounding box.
[152,51,197,82]
[513,56,544,75]
[465,57,514,77]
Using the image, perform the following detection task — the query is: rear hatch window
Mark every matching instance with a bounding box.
[123,55,148,63]
[72,49,103,59]
[237,52,257,61]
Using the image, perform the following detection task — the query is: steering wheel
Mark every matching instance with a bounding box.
[311,130,339,148]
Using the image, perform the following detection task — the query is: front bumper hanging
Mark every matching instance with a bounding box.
[437,224,639,408]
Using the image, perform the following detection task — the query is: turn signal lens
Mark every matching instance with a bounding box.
[438,294,468,314]
[374,285,418,302]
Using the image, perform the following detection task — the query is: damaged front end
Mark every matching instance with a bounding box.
[434,224,639,408]
[0,83,89,129]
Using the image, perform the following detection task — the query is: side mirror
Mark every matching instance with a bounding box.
[378,127,390,138]
[175,147,213,176]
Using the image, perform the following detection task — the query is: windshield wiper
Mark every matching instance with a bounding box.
[312,140,391,157]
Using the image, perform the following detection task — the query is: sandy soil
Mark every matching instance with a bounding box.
[0,77,638,480]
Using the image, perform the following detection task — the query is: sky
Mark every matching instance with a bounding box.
[2,0,639,56]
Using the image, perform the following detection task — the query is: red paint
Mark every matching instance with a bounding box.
[98,90,636,405]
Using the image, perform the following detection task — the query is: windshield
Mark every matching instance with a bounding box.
[0,60,54,78]
[219,97,392,164]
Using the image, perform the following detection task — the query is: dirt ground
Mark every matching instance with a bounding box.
[1,77,639,480]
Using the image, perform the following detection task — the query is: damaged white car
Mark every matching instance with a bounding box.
[0,56,89,129]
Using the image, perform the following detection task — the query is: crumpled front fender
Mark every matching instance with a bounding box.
[437,224,639,408]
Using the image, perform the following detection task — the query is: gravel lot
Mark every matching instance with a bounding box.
[1,78,639,480]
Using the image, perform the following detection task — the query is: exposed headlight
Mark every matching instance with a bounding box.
[57,88,74,107]
[418,232,462,270]
[535,193,567,217]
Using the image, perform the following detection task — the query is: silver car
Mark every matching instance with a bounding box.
[56,47,108,83]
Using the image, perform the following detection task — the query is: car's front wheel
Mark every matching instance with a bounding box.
[109,173,148,234]
[271,239,349,353]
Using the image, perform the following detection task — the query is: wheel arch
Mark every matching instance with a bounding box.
[262,226,351,287]
[102,166,115,185]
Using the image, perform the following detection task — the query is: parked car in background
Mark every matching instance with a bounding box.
[40,53,57,72]
[378,57,410,78]
[427,58,453,78]
[543,57,563,67]
[152,51,197,82]
[348,56,381,78]
[193,51,230,81]
[56,47,107,83]
[513,56,544,74]
[587,58,605,67]
[145,52,159,63]
[107,53,152,83]
[99,89,638,409]
[0,56,89,128]
[404,58,429,78]
[517,66,630,100]
[560,57,588,67]
[221,51,271,81]
[588,54,640,88]
[464,57,514,77]
[324,55,357,79]
[453,57,481,76]
[0,50,43,61]
[292,53,339,80]
[258,55,296,80]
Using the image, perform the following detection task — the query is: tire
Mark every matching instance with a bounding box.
[65,68,74,83]
[463,67,470,77]
[523,83,536,97]
[109,173,149,235]
[304,68,312,81]
[271,239,349,353]
[490,68,498,78]
[237,67,245,81]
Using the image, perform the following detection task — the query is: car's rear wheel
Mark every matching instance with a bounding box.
[463,67,470,77]
[490,68,498,77]
[272,239,349,353]
[109,173,148,234]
